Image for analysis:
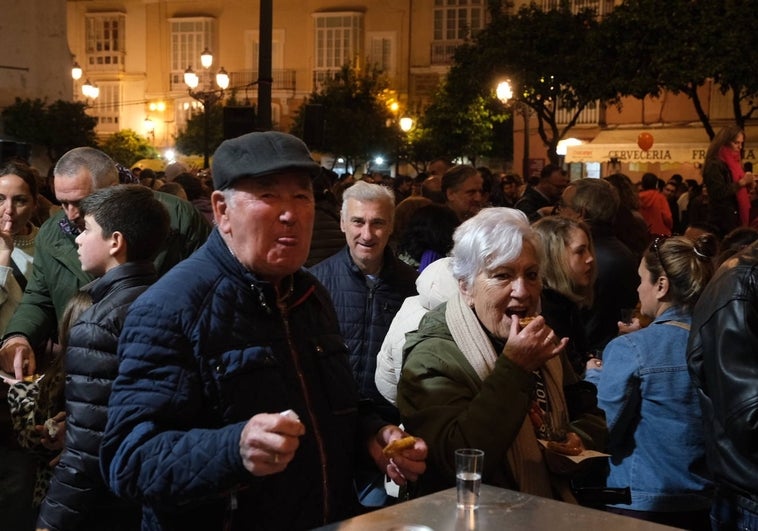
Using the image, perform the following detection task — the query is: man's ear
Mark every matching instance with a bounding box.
[211,190,228,232]
[110,231,127,259]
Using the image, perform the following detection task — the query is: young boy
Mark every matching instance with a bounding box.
[37,184,170,531]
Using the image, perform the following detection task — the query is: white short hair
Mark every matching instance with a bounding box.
[451,207,543,291]
[340,180,395,224]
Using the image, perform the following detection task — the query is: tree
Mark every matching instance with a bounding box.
[174,101,224,159]
[602,0,758,138]
[411,81,507,166]
[99,129,159,168]
[444,4,619,164]
[290,64,399,172]
[1,98,97,162]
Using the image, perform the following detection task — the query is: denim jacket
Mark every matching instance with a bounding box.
[586,306,713,512]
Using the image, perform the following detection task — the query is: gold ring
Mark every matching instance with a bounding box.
[273,453,279,464]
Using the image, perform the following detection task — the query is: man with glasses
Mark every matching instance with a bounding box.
[515,164,569,222]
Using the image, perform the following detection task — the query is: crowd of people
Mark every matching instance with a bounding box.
[0,125,756,531]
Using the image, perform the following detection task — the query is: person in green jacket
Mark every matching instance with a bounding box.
[0,147,210,379]
[397,207,606,502]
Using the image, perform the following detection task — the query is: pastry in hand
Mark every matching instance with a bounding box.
[382,436,416,458]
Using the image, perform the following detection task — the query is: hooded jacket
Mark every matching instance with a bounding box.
[638,189,673,236]
[374,257,458,405]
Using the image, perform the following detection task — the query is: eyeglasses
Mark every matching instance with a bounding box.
[650,236,670,278]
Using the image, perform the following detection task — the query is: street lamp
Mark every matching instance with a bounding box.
[82,79,99,101]
[183,49,230,169]
[144,117,156,144]
[496,79,530,181]
[395,116,414,176]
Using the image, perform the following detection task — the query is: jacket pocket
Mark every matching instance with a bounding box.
[309,334,359,417]
[212,346,290,421]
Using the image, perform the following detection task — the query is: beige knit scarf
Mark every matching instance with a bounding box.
[445,291,573,500]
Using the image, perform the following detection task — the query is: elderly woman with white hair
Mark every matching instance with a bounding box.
[397,207,606,501]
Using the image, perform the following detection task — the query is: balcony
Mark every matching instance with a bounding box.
[170,69,296,93]
[229,69,296,93]
[555,101,600,125]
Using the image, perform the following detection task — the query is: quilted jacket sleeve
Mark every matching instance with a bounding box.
[101,297,249,506]
[37,318,118,531]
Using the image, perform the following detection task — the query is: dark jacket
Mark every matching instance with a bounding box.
[305,200,344,267]
[101,229,382,531]
[582,225,639,353]
[702,158,741,236]
[541,288,589,377]
[515,186,553,222]
[3,191,210,349]
[687,243,758,512]
[309,246,417,424]
[37,261,157,531]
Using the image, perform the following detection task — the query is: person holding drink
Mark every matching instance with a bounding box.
[397,207,606,502]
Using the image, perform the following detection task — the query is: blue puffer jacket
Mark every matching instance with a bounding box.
[310,246,417,424]
[37,261,157,531]
[101,230,382,531]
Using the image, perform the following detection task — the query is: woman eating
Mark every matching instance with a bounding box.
[397,207,606,501]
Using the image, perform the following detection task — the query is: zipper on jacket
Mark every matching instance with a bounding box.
[277,299,331,524]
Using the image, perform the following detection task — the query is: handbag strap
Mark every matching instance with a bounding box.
[662,320,690,331]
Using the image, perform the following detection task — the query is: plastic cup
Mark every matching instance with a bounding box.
[455,448,484,510]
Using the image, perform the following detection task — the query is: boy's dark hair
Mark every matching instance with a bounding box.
[79,184,170,262]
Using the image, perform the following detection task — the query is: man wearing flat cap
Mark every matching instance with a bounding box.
[101,132,427,531]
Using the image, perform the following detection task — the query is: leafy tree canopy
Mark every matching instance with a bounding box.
[99,129,159,168]
[290,64,399,171]
[445,3,616,163]
[602,0,758,137]
[412,81,507,166]
[174,101,224,160]
[1,98,97,162]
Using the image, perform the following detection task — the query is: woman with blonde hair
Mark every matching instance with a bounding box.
[532,216,596,376]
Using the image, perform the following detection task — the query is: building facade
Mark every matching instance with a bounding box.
[65,0,491,155]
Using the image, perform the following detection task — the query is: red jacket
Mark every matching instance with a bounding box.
[638,189,673,236]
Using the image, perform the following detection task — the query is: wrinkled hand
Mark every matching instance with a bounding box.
[0,336,35,380]
[503,316,568,373]
[368,425,427,487]
[617,317,641,335]
[239,411,305,477]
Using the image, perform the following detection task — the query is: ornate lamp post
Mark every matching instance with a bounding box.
[496,79,530,180]
[183,48,229,169]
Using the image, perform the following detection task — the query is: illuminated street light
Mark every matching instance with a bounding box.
[184,49,228,169]
[496,79,530,180]
[71,61,82,81]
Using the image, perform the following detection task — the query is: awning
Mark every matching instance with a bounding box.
[566,127,711,164]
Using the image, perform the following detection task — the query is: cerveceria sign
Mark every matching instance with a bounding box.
[566,143,758,164]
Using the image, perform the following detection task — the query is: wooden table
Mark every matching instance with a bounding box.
[315,485,677,530]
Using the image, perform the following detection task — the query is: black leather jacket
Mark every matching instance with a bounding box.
[687,242,758,512]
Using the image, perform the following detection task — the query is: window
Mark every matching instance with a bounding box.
[432,0,485,65]
[92,82,120,132]
[169,17,215,91]
[368,32,396,76]
[312,12,363,87]
[85,13,126,71]
[433,0,484,40]
[542,0,615,16]
[244,29,285,72]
